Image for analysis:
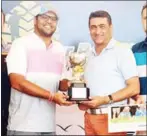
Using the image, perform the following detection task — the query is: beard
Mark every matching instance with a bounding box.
[35,25,56,37]
[40,30,54,37]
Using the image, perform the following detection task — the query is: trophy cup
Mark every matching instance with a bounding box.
[67,52,90,102]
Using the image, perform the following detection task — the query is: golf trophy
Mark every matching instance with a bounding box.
[66,50,90,102]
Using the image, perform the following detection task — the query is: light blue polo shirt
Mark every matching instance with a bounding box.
[84,39,138,107]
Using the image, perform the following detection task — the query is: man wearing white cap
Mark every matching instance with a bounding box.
[6,4,73,135]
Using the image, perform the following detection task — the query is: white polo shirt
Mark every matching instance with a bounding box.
[84,38,138,107]
[6,33,65,132]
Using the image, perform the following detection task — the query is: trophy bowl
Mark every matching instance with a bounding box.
[69,52,86,82]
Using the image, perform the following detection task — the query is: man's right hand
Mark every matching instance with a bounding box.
[53,92,74,106]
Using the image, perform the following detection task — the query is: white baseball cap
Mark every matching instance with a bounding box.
[35,4,58,19]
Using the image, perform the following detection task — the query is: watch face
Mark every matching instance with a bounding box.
[108,95,113,104]
[108,95,113,100]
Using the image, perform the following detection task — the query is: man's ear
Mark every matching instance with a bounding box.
[110,24,113,30]
[110,24,113,34]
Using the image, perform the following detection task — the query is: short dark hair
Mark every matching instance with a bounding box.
[88,10,112,26]
[141,3,147,15]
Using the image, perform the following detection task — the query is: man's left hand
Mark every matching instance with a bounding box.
[80,96,106,108]
[135,95,145,104]
[58,79,70,92]
[130,95,145,104]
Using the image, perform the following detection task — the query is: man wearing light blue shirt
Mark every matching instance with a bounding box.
[78,10,140,135]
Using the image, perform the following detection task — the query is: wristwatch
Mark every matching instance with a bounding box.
[108,95,113,104]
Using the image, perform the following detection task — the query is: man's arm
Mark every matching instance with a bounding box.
[9,73,51,99]
[110,76,140,103]
[79,76,140,109]
[108,48,140,103]
[9,73,73,106]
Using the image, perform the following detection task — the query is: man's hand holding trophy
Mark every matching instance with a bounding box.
[59,43,91,103]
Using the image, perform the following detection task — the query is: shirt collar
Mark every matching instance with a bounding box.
[33,32,54,49]
[91,38,116,55]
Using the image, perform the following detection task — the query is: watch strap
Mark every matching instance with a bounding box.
[108,95,113,104]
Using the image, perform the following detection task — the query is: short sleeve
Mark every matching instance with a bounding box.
[118,48,138,80]
[6,38,27,76]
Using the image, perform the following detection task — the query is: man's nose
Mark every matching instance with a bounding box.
[95,28,101,34]
[46,18,52,23]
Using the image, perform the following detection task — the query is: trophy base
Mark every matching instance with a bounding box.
[67,98,91,104]
[68,82,90,102]
[68,98,90,101]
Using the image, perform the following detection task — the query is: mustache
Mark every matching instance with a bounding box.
[94,34,104,37]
